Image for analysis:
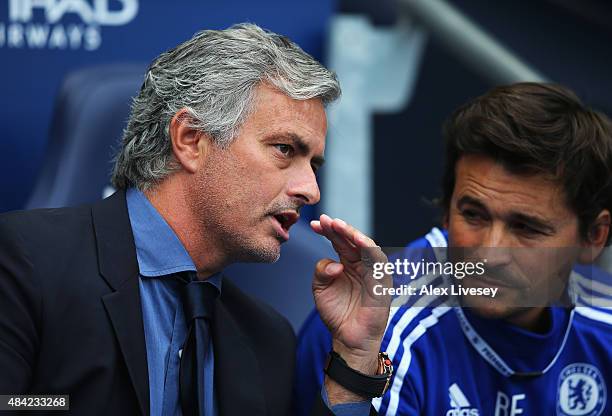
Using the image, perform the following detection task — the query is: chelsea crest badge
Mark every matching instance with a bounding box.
[557,363,606,416]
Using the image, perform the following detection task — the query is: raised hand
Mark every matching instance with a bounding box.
[311,214,392,377]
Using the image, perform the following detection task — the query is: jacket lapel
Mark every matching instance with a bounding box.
[212,299,267,416]
[92,191,150,416]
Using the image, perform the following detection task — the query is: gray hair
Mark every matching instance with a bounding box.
[111,23,341,190]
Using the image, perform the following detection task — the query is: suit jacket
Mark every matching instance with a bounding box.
[0,190,347,415]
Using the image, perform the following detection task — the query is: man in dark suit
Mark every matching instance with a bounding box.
[0,24,390,415]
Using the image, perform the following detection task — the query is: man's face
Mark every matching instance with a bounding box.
[186,84,327,263]
[446,155,584,321]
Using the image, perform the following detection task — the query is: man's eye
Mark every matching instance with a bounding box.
[462,209,482,222]
[512,222,541,237]
[274,144,293,156]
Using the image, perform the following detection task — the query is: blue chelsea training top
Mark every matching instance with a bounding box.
[295,228,612,416]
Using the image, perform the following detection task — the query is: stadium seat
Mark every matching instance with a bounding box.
[26,64,146,209]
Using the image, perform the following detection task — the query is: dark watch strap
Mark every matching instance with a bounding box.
[324,351,392,399]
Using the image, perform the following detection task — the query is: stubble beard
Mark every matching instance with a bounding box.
[186,165,282,266]
[213,217,282,264]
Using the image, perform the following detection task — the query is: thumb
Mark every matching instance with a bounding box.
[313,258,344,287]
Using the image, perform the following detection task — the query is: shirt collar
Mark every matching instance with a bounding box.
[125,188,222,289]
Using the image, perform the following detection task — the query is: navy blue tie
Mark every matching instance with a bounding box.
[179,275,218,416]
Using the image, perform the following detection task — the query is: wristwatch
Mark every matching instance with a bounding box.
[324,350,394,398]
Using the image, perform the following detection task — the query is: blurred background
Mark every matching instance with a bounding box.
[1,0,611,328]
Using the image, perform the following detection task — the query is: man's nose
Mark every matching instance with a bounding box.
[288,165,321,205]
[479,222,512,267]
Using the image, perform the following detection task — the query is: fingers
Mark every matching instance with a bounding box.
[311,215,373,247]
[312,218,392,309]
[330,218,389,266]
[313,258,345,287]
[311,215,358,261]
[310,220,323,234]
[311,214,384,264]
[330,218,376,249]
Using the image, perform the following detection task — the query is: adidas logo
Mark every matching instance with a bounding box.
[446,383,480,416]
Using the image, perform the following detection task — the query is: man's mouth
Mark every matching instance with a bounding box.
[270,211,299,241]
[470,274,524,290]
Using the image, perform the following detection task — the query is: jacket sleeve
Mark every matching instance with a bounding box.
[310,393,378,416]
[0,216,41,393]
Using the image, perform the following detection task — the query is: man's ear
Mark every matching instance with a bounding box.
[578,209,611,263]
[169,108,210,174]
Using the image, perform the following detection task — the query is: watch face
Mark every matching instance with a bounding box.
[377,352,393,397]
[380,352,393,375]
